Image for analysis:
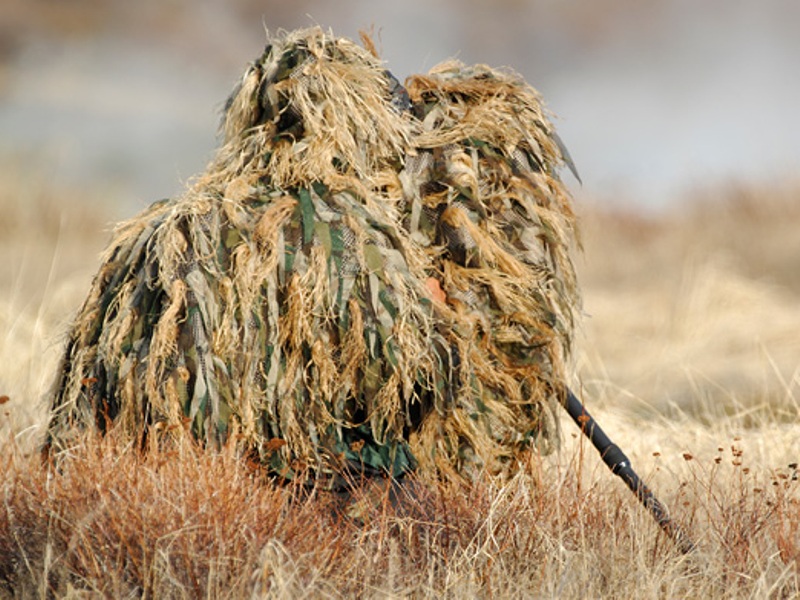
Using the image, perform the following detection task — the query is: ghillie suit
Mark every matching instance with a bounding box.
[45,29,581,486]
[46,28,452,482]
[399,62,581,480]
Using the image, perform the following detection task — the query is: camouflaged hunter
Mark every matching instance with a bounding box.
[46,27,580,486]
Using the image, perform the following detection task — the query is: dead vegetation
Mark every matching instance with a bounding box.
[0,430,797,598]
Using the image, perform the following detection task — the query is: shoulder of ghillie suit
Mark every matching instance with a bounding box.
[403,60,581,338]
[45,28,582,487]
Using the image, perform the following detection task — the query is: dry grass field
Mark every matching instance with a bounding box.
[1,156,798,597]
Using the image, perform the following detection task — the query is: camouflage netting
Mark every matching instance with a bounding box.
[46,27,580,485]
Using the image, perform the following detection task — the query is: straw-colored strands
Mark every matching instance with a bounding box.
[46,28,580,486]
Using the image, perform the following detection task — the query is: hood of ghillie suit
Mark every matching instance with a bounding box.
[45,29,581,486]
[213,28,411,192]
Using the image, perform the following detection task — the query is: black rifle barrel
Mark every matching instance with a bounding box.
[564,388,695,554]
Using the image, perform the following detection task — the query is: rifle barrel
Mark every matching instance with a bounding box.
[564,388,695,554]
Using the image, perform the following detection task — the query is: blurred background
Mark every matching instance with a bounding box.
[1,0,799,214]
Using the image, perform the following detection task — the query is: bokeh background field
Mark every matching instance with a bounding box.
[1,1,798,597]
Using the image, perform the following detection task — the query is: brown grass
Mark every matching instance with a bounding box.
[1,161,799,597]
[1,430,797,597]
